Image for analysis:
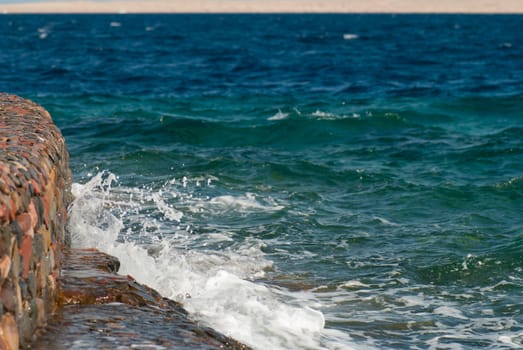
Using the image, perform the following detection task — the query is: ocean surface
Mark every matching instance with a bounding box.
[1,14,523,349]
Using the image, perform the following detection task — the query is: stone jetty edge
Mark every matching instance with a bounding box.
[0,93,72,349]
[0,93,250,350]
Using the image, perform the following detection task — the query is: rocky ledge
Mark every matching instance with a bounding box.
[35,248,250,350]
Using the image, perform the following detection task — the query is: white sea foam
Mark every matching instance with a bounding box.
[311,110,360,120]
[152,191,184,221]
[433,306,468,320]
[399,294,426,307]
[268,109,289,121]
[499,334,523,347]
[339,280,369,290]
[372,216,399,226]
[68,172,340,350]
[312,110,337,119]
[343,34,359,40]
[209,193,284,212]
[38,27,50,39]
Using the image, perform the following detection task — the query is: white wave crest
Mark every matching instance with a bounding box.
[209,193,284,212]
[68,172,333,350]
[268,109,289,121]
[343,33,359,40]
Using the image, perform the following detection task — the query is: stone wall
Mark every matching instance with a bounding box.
[0,93,72,349]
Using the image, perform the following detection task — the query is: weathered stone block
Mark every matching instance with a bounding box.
[0,314,18,350]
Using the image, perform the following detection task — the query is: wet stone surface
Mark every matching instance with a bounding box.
[34,303,245,350]
[34,248,251,350]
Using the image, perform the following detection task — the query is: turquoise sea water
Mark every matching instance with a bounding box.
[2,14,523,349]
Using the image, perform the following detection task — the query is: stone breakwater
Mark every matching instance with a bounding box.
[0,93,251,350]
[0,93,72,349]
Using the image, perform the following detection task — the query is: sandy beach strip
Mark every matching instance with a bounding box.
[2,0,523,14]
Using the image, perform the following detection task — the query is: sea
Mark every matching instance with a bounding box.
[1,14,523,350]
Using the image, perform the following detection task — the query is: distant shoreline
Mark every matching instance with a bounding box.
[2,0,523,14]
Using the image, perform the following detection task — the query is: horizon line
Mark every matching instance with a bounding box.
[2,0,523,15]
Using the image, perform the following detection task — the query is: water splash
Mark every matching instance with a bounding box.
[68,172,336,350]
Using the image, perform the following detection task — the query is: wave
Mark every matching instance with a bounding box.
[268,109,289,121]
[68,172,351,350]
[209,193,284,212]
[55,104,423,153]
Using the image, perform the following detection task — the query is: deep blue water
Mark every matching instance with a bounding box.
[1,14,523,349]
